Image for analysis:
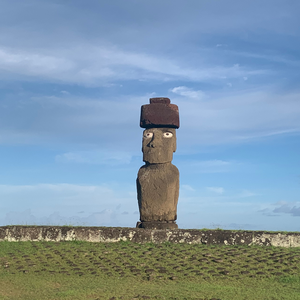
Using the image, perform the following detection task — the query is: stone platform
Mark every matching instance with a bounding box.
[0,226,299,247]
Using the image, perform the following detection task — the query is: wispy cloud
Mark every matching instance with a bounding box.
[2,209,137,227]
[0,0,299,233]
[258,208,280,217]
[183,160,233,173]
[55,150,132,165]
[235,128,300,140]
[1,88,300,151]
[0,183,122,207]
[225,50,300,67]
[258,201,300,217]
[0,46,266,86]
[170,86,205,99]
[237,190,257,198]
[206,187,225,194]
[0,94,143,149]
[273,204,300,217]
[0,183,139,226]
[175,90,300,147]
[181,185,196,192]
[0,48,74,77]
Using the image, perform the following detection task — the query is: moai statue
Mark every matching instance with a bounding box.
[136,97,180,229]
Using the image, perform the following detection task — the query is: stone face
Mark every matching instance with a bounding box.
[137,98,180,229]
[142,128,176,164]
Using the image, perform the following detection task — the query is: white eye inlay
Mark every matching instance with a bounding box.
[163,132,173,138]
[144,132,153,138]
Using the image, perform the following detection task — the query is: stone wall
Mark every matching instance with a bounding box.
[0,226,299,247]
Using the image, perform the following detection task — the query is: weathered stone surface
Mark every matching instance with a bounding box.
[137,98,180,229]
[142,128,176,164]
[149,97,170,104]
[137,221,178,230]
[290,234,300,247]
[199,230,253,245]
[140,98,179,129]
[40,226,62,241]
[251,232,300,247]
[1,226,300,247]
[137,163,179,222]
[0,227,6,240]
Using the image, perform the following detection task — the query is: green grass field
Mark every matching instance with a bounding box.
[0,240,299,300]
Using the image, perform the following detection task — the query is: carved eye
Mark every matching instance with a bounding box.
[144,132,153,138]
[163,132,173,138]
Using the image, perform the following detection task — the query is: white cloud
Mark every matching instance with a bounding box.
[0,183,139,226]
[1,88,300,150]
[206,187,225,194]
[235,128,300,141]
[2,209,138,227]
[55,150,132,165]
[170,86,205,99]
[0,47,74,77]
[0,94,144,149]
[198,160,230,167]
[227,50,300,68]
[237,190,257,198]
[181,185,196,192]
[183,160,233,173]
[273,200,289,206]
[177,195,300,231]
[60,90,70,95]
[259,201,300,218]
[0,183,119,207]
[0,3,299,152]
[0,46,265,86]
[174,90,300,147]
[272,201,300,217]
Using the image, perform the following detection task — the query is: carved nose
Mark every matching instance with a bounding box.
[148,136,157,148]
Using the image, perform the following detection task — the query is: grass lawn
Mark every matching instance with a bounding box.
[0,240,299,300]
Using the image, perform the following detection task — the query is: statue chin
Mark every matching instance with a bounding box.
[143,154,173,164]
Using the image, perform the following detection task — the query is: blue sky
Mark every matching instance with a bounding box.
[0,0,299,231]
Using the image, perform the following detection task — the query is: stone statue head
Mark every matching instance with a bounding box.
[142,127,176,164]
